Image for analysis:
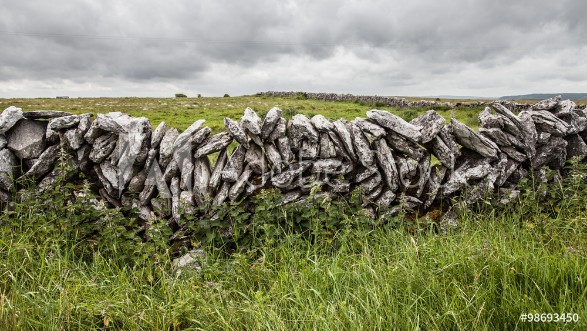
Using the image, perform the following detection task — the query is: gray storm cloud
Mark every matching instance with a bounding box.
[0,0,586,97]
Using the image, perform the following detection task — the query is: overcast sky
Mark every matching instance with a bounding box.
[1,0,586,98]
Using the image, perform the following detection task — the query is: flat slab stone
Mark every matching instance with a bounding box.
[23,110,74,119]
[6,119,47,159]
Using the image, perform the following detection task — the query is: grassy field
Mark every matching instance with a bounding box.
[0,96,485,132]
[1,96,586,329]
[1,166,586,330]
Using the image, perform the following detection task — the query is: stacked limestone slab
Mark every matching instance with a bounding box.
[0,96,585,224]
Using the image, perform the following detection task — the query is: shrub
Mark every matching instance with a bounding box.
[223,94,230,98]
[175,93,187,98]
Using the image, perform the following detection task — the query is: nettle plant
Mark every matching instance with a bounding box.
[181,185,379,251]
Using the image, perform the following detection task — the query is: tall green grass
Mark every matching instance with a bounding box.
[1,164,587,330]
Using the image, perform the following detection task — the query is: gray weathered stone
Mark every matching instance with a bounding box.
[479,127,525,149]
[332,120,357,161]
[289,114,319,143]
[222,145,246,182]
[354,118,386,139]
[241,107,262,136]
[517,111,537,160]
[299,139,319,160]
[64,128,85,150]
[531,95,560,111]
[6,119,47,159]
[261,107,282,139]
[151,121,168,149]
[376,190,397,209]
[558,99,576,113]
[360,171,382,195]
[557,111,587,134]
[83,121,104,144]
[89,133,117,163]
[326,178,350,193]
[271,161,312,188]
[193,156,212,205]
[530,110,571,136]
[100,160,119,190]
[128,169,147,193]
[22,110,73,119]
[311,158,343,174]
[267,117,287,142]
[385,130,426,161]
[442,155,492,196]
[26,144,61,179]
[355,166,378,183]
[410,110,445,143]
[190,127,211,147]
[264,143,282,172]
[229,166,253,201]
[209,149,228,191]
[194,132,233,158]
[450,118,499,159]
[95,112,132,134]
[318,133,337,159]
[277,137,294,164]
[0,135,6,150]
[310,114,334,132]
[159,128,178,168]
[245,144,267,174]
[500,146,527,163]
[0,106,24,135]
[373,138,399,192]
[224,117,249,148]
[213,181,231,206]
[423,165,447,209]
[0,148,19,191]
[351,123,374,167]
[366,109,422,143]
[48,115,80,130]
[565,134,587,159]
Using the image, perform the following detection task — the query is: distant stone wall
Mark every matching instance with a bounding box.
[0,95,585,226]
[260,91,587,111]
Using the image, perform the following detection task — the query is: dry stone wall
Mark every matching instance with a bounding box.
[0,95,586,224]
[261,91,587,111]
